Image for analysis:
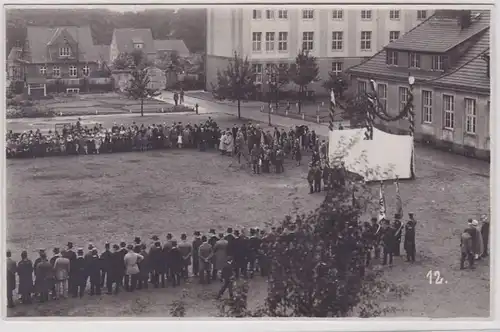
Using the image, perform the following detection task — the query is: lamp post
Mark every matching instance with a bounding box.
[362,73,415,140]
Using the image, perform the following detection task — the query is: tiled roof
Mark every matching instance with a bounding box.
[95,45,110,63]
[112,28,155,55]
[26,26,98,63]
[387,10,490,52]
[7,47,22,61]
[154,39,190,57]
[427,28,490,92]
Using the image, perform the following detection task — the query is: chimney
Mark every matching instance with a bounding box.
[458,10,472,29]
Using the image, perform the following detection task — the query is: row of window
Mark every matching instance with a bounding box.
[251,63,289,83]
[358,81,479,133]
[39,65,91,77]
[386,51,446,71]
[251,30,377,52]
[252,9,428,21]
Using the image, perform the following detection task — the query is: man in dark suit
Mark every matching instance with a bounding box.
[168,241,183,287]
[393,214,403,256]
[88,248,101,296]
[208,229,218,280]
[216,257,234,299]
[224,228,236,258]
[382,220,395,266]
[192,231,202,277]
[64,242,77,293]
[149,241,164,288]
[100,242,112,288]
[108,244,123,294]
[247,228,261,278]
[72,249,87,298]
[404,213,417,263]
[6,250,16,308]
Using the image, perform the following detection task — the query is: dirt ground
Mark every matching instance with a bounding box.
[6,114,490,318]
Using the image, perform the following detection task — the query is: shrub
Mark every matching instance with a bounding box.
[6,105,55,119]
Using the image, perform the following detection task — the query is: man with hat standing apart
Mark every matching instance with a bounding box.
[404,213,417,262]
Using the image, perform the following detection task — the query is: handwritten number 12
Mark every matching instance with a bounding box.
[426,270,444,284]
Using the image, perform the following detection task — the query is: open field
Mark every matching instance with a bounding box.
[6,113,490,318]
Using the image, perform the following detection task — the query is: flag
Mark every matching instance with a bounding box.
[378,181,386,221]
[328,89,336,131]
[395,177,403,218]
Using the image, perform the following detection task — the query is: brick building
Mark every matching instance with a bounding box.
[348,10,490,159]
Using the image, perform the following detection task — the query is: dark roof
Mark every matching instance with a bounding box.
[387,10,490,53]
[95,45,110,63]
[428,28,490,92]
[26,26,98,63]
[154,40,190,57]
[112,28,155,55]
[7,47,22,61]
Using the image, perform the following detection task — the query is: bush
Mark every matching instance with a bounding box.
[157,105,195,113]
[6,105,55,119]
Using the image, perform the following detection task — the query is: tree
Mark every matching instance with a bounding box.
[343,93,372,128]
[126,68,161,116]
[289,50,319,114]
[210,52,256,119]
[266,63,291,109]
[217,140,409,318]
[112,52,135,70]
[322,72,349,101]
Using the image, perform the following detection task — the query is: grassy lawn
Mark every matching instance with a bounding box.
[6,114,490,318]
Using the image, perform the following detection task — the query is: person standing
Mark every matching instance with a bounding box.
[138,244,150,290]
[163,233,175,283]
[88,248,101,296]
[168,241,183,287]
[307,163,315,194]
[124,244,143,292]
[382,220,395,266]
[460,230,475,270]
[247,229,260,278]
[108,244,124,294]
[6,250,17,308]
[371,218,381,261]
[481,214,489,258]
[49,248,61,299]
[198,236,213,284]
[72,248,87,298]
[53,250,70,299]
[99,242,112,288]
[149,241,165,288]
[178,234,192,280]
[179,89,185,104]
[173,92,179,106]
[65,242,77,294]
[393,214,403,257]
[192,231,203,277]
[17,251,34,304]
[216,257,234,300]
[35,251,53,303]
[471,219,484,260]
[313,165,322,193]
[213,233,229,281]
[404,213,417,262]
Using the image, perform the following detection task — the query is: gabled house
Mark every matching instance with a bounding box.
[154,39,191,58]
[348,10,490,159]
[10,26,112,97]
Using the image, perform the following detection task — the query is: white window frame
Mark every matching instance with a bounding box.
[302,9,314,20]
[389,10,400,20]
[278,32,288,52]
[389,31,400,42]
[331,31,343,51]
[82,65,90,76]
[278,9,288,19]
[252,32,262,52]
[69,65,77,77]
[302,31,314,52]
[59,47,71,57]
[358,80,367,93]
[443,94,455,130]
[39,65,47,75]
[66,88,80,94]
[409,52,421,68]
[265,32,275,52]
[422,90,433,123]
[360,31,372,51]
[252,9,262,20]
[399,86,409,112]
[253,64,263,84]
[266,9,275,20]
[332,9,343,20]
[432,55,444,71]
[417,10,427,20]
[133,43,144,49]
[331,62,343,75]
[377,83,387,109]
[361,10,372,20]
[52,66,61,77]
[387,50,398,65]
[465,98,477,134]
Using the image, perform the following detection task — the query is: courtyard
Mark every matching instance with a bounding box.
[6,113,490,318]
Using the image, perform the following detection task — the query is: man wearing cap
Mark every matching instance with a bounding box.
[404,213,417,262]
[100,243,112,288]
[178,234,192,280]
[198,236,213,284]
[393,214,403,257]
[6,250,17,308]
[192,231,202,277]
[54,250,70,299]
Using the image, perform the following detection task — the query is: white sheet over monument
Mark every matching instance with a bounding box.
[328,127,415,181]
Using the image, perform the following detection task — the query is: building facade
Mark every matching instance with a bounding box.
[348,10,490,159]
[206,7,431,93]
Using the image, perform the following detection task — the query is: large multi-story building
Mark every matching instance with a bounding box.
[206,7,432,93]
[348,10,490,159]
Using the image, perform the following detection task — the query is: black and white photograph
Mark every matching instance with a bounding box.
[3,2,493,320]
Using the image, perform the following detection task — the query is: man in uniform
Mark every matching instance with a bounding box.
[393,214,403,256]
[382,219,395,266]
[404,213,417,263]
